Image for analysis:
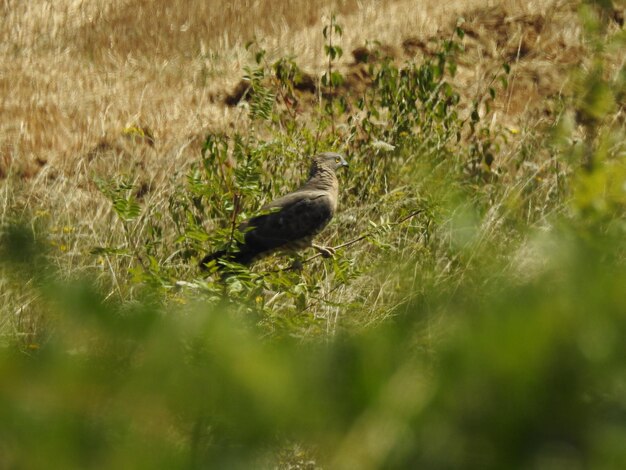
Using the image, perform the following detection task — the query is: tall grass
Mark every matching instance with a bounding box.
[1,0,625,467]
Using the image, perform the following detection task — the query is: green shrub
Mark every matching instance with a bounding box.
[1,4,625,468]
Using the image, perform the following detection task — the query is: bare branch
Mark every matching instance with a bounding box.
[290,208,426,268]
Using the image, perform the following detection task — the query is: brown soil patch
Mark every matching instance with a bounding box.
[222,1,608,127]
[2,0,623,181]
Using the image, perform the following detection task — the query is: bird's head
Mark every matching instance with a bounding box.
[311,152,349,174]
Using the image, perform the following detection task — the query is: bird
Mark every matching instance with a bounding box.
[199,152,349,270]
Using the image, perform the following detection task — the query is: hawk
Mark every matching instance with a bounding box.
[199,152,349,270]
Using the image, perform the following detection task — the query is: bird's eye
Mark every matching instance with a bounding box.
[335,157,341,163]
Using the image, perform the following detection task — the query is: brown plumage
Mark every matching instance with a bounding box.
[199,152,349,270]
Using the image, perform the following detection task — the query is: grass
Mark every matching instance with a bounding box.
[1,0,625,467]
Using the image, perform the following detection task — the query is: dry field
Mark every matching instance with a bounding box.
[2,0,591,175]
[1,0,622,337]
[1,1,625,467]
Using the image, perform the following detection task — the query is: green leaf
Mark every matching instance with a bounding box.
[582,79,615,120]
[331,71,344,87]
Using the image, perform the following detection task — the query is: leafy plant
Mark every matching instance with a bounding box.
[3,5,624,467]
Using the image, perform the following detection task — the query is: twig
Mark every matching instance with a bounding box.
[288,208,425,268]
[295,208,426,311]
[326,16,336,136]
[226,193,242,251]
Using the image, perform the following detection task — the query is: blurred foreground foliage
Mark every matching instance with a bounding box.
[1,3,625,468]
[1,217,625,469]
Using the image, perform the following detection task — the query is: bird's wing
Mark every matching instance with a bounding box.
[241,191,334,253]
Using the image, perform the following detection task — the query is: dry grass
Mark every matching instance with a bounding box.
[1,0,586,172]
[0,4,624,464]
[1,0,622,341]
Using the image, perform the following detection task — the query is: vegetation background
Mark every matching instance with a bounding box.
[1,0,625,468]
